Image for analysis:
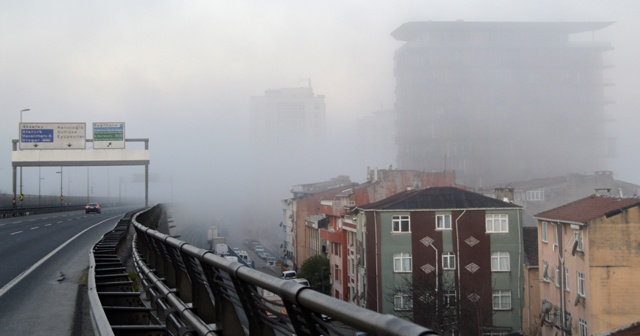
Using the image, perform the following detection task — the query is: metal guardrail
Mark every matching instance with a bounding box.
[0,205,87,218]
[88,209,165,336]
[125,204,438,336]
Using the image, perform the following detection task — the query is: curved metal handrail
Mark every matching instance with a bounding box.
[131,205,438,336]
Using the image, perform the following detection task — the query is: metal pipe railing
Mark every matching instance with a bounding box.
[132,205,438,336]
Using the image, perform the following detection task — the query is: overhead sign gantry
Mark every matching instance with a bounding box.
[11,122,150,208]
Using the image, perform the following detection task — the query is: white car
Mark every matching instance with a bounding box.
[266,256,276,266]
[292,278,309,287]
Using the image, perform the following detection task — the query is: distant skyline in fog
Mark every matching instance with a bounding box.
[2,1,639,223]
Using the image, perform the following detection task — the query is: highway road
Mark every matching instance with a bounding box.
[0,205,141,335]
[166,207,283,274]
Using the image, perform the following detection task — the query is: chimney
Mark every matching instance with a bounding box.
[495,187,514,203]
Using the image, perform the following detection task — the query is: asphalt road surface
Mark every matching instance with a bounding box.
[0,206,139,335]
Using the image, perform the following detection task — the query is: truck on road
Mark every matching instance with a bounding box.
[214,243,229,256]
[208,226,227,251]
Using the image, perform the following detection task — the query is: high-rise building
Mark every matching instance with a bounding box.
[357,108,397,170]
[248,85,327,223]
[392,21,615,189]
[250,86,326,152]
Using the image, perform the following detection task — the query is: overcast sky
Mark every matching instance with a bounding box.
[2,1,639,219]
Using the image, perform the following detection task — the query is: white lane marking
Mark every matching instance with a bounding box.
[10,231,23,235]
[0,214,123,298]
[57,221,63,224]
[31,227,39,230]
[44,224,52,227]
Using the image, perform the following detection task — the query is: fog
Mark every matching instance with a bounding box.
[2,1,639,227]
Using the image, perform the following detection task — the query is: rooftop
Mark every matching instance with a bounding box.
[534,195,640,224]
[392,21,614,41]
[358,186,520,211]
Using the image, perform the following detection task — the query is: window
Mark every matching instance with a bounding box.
[392,215,410,232]
[394,293,413,311]
[333,264,342,282]
[491,252,510,271]
[579,318,587,336]
[486,214,509,233]
[483,331,510,336]
[332,243,342,257]
[564,268,570,291]
[555,266,560,287]
[492,290,512,310]
[542,261,550,282]
[574,229,584,251]
[541,222,548,243]
[442,252,456,270]
[443,290,456,307]
[436,214,452,230]
[527,189,544,201]
[393,252,412,273]
[577,272,585,297]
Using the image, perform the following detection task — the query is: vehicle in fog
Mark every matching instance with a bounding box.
[85,203,101,214]
[214,243,229,255]
[238,250,249,262]
[292,278,309,287]
[254,246,264,256]
[282,271,296,279]
[266,256,276,266]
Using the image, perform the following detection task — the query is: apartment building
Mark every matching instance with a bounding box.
[281,175,355,269]
[392,21,614,188]
[356,186,524,335]
[535,193,640,336]
[481,171,640,227]
[317,169,458,303]
[250,86,325,150]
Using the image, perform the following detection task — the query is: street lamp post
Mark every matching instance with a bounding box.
[19,108,30,207]
[67,178,73,204]
[56,168,63,206]
[38,167,44,205]
[68,178,72,205]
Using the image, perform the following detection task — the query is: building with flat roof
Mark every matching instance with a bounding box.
[250,86,325,151]
[392,21,615,189]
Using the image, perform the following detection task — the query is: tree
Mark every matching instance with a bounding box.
[388,271,495,335]
[298,255,331,295]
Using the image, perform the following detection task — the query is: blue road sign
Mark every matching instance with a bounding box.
[21,129,54,143]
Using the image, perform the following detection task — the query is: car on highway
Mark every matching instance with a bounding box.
[85,203,101,214]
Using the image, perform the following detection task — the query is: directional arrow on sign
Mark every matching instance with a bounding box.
[67,143,72,147]
[33,143,39,148]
